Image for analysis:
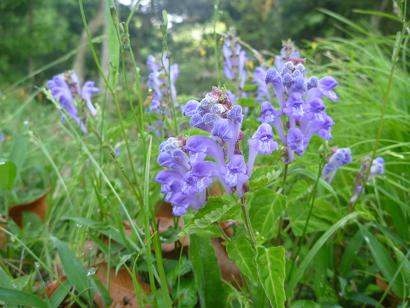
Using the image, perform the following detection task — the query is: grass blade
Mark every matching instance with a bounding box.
[0,287,49,308]
[287,212,359,299]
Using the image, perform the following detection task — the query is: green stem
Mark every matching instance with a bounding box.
[142,136,156,293]
[287,161,323,283]
[78,0,143,204]
[240,198,257,247]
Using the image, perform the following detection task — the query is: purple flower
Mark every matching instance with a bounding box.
[285,92,305,117]
[287,127,306,156]
[212,118,234,141]
[223,36,247,95]
[183,100,200,117]
[250,123,278,155]
[370,157,384,179]
[81,81,99,116]
[156,137,216,216]
[253,66,272,102]
[114,146,120,157]
[147,54,179,114]
[247,123,278,176]
[318,76,339,102]
[185,136,225,166]
[47,71,98,134]
[258,102,280,124]
[322,148,352,183]
[221,154,248,196]
[262,44,339,163]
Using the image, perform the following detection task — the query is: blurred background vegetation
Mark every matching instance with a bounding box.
[0,0,403,95]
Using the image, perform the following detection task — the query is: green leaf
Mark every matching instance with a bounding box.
[0,287,49,308]
[189,234,226,307]
[181,196,239,236]
[8,133,28,171]
[50,280,72,308]
[238,97,257,107]
[0,267,13,288]
[107,0,119,88]
[290,300,321,308]
[288,199,341,236]
[226,233,257,281]
[249,166,281,191]
[256,246,286,308]
[249,189,286,241]
[360,226,404,297]
[241,83,258,92]
[287,212,359,298]
[340,229,363,276]
[52,237,93,303]
[0,160,17,190]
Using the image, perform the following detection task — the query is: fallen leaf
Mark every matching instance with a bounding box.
[0,215,7,249]
[45,276,67,298]
[211,238,243,287]
[8,192,48,227]
[155,202,189,253]
[94,262,150,308]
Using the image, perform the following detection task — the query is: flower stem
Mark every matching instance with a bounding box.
[240,198,257,247]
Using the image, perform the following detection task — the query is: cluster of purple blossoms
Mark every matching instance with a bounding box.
[147,54,179,113]
[322,148,352,183]
[253,41,300,104]
[259,46,338,162]
[223,36,248,102]
[47,71,99,134]
[156,88,278,216]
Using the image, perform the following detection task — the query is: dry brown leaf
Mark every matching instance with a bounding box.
[45,276,67,298]
[155,202,189,253]
[8,192,48,227]
[94,262,150,308]
[0,215,7,249]
[211,238,243,287]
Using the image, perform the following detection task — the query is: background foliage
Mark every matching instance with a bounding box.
[0,0,409,307]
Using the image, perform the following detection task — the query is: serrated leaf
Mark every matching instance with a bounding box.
[249,189,286,241]
[181,196,239,236]
[249,165,281,190]
[226,233,257,281]
[256,246,286,308]
[189,234,226,307]
[0,287,49,308]
[0,160,17,190]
